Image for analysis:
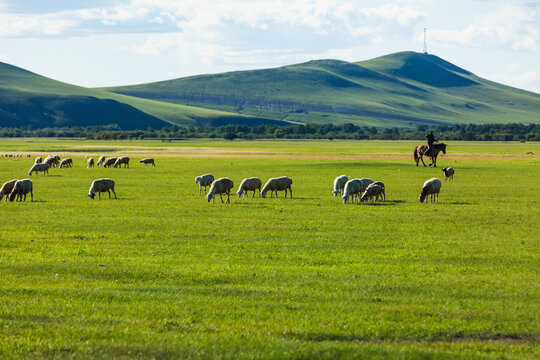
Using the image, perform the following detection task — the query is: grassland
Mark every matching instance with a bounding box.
[0,139,538,359]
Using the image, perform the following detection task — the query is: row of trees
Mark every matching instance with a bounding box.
[0,123,538,141]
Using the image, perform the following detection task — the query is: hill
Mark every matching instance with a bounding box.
[106,51,540,127]
[0,62,283,129]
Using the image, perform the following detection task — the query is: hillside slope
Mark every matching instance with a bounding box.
[0,62,283,129]
[106,51,540,127]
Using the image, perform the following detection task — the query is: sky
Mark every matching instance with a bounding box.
[0,0,538,93]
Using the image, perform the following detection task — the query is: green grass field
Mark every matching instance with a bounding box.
[0,139,538,359]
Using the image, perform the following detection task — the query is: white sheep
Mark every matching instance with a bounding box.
[206,177,234,203]
[9,179,33,202]
[44,155,59,168]
[96,156,106,166]
[103,157,117,168]
[419,178,442,203]
[360,184,383,203]
[114,157,130,168]
[140,158,155,166]
[59,158,73,168]
[333,175,349,197]
[260,176,293,198]
[88,178,117,199]
[236,177,262,198]
[442,167,455,181]
[195,174,214,195]
[28,163,50,176]
[87,158,94,168]
[0,179,18,201]
[342,179,362,204]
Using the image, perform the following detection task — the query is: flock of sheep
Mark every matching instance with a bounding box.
[2,152,456,204]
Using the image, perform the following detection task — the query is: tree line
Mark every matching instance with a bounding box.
[0,123,538,141]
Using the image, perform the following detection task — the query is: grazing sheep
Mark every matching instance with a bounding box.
[342,179,363,204]
[372,181,385,202]
[260,176,293,199]
[206,177,234,203]
[419,178,442,203]
[333,175,349,197]
[34,156,42,164]
[8,179,33,202]
[140,158,155,166]
[44,155,59,168]
[0,179,17,201]
[28,163,50,176]
[59,158,73,168]
[442,167,455,181]
[237,177,262,198]
[103,157,117,168]
[88,178,117,199]
[87,158,94,168]
[114,157,130,168]
[360,184,384,203]
[97,156,106,166]
[195,174,215,195]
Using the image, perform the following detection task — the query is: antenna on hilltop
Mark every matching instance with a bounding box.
[423,28,428,54]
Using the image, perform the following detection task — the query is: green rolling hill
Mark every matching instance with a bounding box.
[1,51,539,129]
[106,51,540,128]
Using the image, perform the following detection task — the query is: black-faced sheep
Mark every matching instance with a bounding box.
[8,179,33,202]
[88,178,117,199]
[333,175,349,197]
[59,158,73,168]
[0,179,17,201]
[236,177,262,198]
[140,158,155,166]
[103,157,117,168]
[206,177,234,203]
[87,158,94,168]
[114,157,130,168]
[419,178,442,203]
[260,176,292,198]
[97,156,106,166]
[360,183,383,203]
[195,174,214,195]
[442,167,454,181]
[372,181,385,201]
[28,163,50,176]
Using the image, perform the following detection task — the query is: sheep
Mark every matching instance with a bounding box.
[333,175,349,197]
[8,179,33,202]
[114,157,130,168]
[88,178,117,199]
[28,163,50,176]
[0,179,17,201]
[442,167,455,181]
[360,184,384,203]
[44,155,59,168]
[87,158,94,168]
[97,156,106,166]
[206,177,234,203]
[419,178,442,203]
[372,181,385,201]
[34,156,42,164]
[195,174,214,195]
[103,157,117,168]
[342,179,363,204]
[140,158,155,166]
[236,177,262,198]
[59,158,73,168]
[260,176,293,199]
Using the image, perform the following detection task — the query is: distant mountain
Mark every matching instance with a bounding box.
[106,51,540,127]
[1,52,539,129]
[0,62,282,129]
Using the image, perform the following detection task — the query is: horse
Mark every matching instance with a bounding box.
[414,143,447,167]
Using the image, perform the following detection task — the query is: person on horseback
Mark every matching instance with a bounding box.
[425,131,437,156]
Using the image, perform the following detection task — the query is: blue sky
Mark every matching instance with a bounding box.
[0,0,538,93]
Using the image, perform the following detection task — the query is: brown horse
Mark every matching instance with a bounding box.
[414,143,447,167]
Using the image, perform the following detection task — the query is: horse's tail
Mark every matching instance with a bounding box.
[414,147,419,162]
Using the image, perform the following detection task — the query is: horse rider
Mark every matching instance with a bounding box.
[425,131,437,156]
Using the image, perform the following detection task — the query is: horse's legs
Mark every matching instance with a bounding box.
[420,155,427,167]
